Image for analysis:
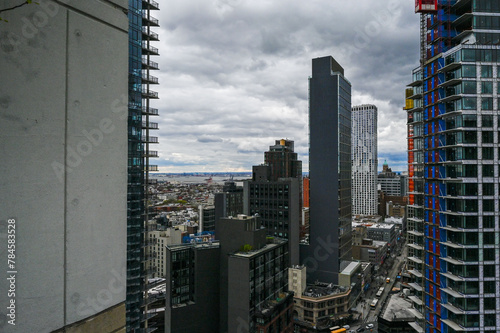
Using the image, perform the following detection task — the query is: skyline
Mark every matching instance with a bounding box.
[153,0,420,173]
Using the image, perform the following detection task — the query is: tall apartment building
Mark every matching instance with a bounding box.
[304,56,352,284]
[244,140,302,265]
[406,1,500,332]
[127,0,161,331]
[0,1,129,332]
[351,104,378,215]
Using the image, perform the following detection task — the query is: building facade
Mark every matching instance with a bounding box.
[165,215,293,333]
[127,0,161,330]
[290,267,352,331]
[244,140,302,265]
[352,104,378,215]
[214,181,244,223]
[198,204,216,232]
[378,161,406,197]
[305,56,352,285]
[406,1,500,332]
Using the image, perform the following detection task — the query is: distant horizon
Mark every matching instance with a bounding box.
[151,169,408,175]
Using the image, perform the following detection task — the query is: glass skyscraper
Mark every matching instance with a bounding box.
[406,1,500,332]
[127,0,160,331]
[305,56,352,285]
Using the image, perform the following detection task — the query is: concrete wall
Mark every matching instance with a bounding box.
[227,257,251,333]
[0,1,128,332]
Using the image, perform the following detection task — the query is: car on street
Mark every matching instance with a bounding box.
[366,323,374,329]
[356,327,364,332]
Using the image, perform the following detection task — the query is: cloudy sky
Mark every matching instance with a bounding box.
[152,0,420,173]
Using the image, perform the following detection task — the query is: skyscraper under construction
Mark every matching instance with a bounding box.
[406,0,500,332]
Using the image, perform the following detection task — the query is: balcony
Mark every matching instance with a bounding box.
[142,0,159,10]
[147,165,159,172]
[142,106,159,116]
[144,150,159,158]
[142,27,159,41]
[142,42,159,56]
[142,88,159,99]
[142,136,159,143]
[142,58,159,70]
[142,121,159,130]
[142,12,159,26]
[142,73,159,84]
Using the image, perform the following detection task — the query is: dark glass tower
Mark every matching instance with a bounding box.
[406,1,500,332]
[304,56,352,285]
[127,0,160,331]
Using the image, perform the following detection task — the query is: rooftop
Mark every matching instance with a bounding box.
[301,282,349,298]
[256,291,294,318]
[166,240,220,251]
[380,294,420,322]
[385,216,404,223]
[230,237,287,258]
[367,223,395,230]
[340,261,361,276]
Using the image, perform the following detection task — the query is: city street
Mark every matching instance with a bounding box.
[349,239,408,332]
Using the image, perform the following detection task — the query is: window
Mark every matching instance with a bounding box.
[482,97,493,110]
[482,115,493,127]
[481,65,493,78]
[482,131,494,144]
[463,81,477,94]
[483,165,494,177]
[463,114,477,127]
[462,65,476,78]
[483,183,495,196]
[463,97,477,110]
[481,81,493,94]
[484,199,495,212]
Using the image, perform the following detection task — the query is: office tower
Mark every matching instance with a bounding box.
[406,1,500,332]
[351,104,378,215]
[378,161,405,196]
[0,2,128,332]
[265,139,303,181]
[265,138,303,223]
[305,56,352,284]
[165,215,292,333]
[244,140,302,265]
[127,0,160,331]
[214,181,244,224]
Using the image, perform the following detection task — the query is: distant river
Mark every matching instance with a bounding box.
[151,174,251,185]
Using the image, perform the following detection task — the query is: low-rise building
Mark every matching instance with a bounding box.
[367,223,397,248]
[290,266,352,331]
[352,239,388,266]
[148,228,183,278]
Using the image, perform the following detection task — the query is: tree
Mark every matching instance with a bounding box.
[0,1,39,22]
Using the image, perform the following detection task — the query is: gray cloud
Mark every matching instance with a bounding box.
[153,0,419,172]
